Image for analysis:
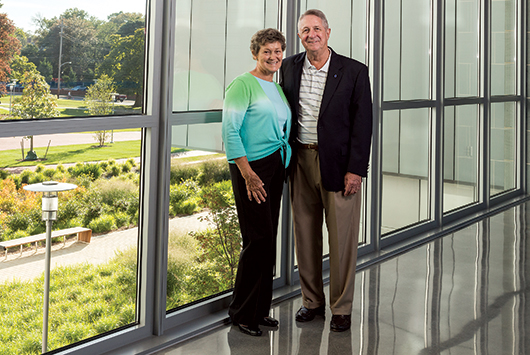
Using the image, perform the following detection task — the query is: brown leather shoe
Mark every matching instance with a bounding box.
[330,314,351,332]
[295,305,325,322]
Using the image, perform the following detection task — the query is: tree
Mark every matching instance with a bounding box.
[0,13,21,94]
[37,58,53,82]
[191,181,241,289]
[9,55,37,82]
[84,74,115,146]
[11,71,59,160]
[97,28,145,107]
[33,9,100,84]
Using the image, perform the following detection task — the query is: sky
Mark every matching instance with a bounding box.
[2,0,146,32]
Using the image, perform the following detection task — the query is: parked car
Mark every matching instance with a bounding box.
[71,85,87,91]
[113,93,127,102]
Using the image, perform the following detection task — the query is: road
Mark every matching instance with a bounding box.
[0,131,142,151]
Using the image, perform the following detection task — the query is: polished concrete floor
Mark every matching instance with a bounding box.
[156,201,530,354]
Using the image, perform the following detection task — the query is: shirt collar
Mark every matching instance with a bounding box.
[303,48,332,72]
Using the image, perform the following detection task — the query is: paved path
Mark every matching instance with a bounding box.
[0,131,142,151]
[0,212,211,284]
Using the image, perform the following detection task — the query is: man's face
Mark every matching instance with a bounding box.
[298,15,331,54]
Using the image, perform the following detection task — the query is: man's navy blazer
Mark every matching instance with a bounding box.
[279,49,373,192]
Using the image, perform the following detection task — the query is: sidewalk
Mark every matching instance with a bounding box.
[0,212,211,284]
[0,131,142,151]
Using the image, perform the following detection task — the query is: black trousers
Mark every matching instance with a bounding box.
[228,150,284,327]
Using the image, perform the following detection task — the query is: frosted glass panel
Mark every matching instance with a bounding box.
[383,0,401,101]
[401,0,431,100]
[302,0,368,63]
[490,102,516,195]
[443,105,479,213]
[225,1,270,87]
[491,0,517,96]
[173,0,279,112]
[384,0,431,100]
[381,109,430,234]
[445,0,479,98]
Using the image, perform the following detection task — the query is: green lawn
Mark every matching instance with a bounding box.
[0,141,143,168]
[0,141,222,169]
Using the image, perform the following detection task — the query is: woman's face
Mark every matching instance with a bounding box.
[253,41,283,76]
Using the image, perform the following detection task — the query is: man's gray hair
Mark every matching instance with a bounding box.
[298,9,329,30]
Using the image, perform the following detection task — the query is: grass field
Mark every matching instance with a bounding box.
[0,141,223,169]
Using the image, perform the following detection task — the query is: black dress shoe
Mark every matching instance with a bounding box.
[330,314,351,332]
[237,324,262,336]
[259,316,279,327]
[295,305,325,322]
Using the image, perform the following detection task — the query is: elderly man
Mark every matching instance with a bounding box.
[280,9,373,332]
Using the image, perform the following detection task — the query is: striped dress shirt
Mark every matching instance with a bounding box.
[297,50,331,144]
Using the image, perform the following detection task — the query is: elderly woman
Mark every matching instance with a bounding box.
[222,28,291,336]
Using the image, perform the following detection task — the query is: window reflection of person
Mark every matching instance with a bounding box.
[222,28,291,337]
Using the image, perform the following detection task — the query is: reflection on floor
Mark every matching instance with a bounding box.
[156,200,530,354]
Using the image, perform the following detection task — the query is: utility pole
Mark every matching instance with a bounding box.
[57,19,64,98]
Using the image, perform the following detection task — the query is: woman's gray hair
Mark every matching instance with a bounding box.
[250,28,286,56]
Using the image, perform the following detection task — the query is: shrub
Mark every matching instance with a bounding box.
[28,172,45,184]
[126,158,137,167]
[88,214,117,234]
[43,168,57,179]
[94,178,138,212]
[197,159,230,186]
[169,182,198,216]
[34,164,45,173]
[19,169,33,185]
[0,169,10,180]
[170,163,199,185]
[68,162,102,181]
[108,165,121,177]
[81,189,105,226]
[114,212,130,228]
[191,180,240,288]
[56,163,66,173]
[120,162,131,173]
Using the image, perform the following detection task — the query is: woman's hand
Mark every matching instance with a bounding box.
[234,157,267,204]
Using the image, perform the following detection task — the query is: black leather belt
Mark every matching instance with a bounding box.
[298,143,318,150]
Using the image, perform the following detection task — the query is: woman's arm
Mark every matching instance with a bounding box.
[233,156,267,204]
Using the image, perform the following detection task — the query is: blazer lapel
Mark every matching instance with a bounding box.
[319,49,343,119]
[291,53,305,119]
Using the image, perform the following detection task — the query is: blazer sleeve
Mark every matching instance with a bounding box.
[347,65,373,177]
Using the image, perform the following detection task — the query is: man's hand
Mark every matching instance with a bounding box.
[343,172,362,196]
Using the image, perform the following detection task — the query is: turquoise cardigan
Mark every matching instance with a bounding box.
[222,72,292,167]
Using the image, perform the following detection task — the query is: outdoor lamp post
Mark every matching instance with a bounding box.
[23,181,77,353]
[57,61,72,98]
[8,79,17,114]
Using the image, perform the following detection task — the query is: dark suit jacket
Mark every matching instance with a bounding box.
[279,48,373,192]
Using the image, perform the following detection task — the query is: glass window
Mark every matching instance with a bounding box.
[381,109,430,234]
[491,0,517,96]
[301,0,369,63]
[2,1,146,121]
[445,0,480,98]
[0,130,141,353]
[173,0,280,112]
[443,105,479,212]
[490,102,516,195]
[383,0,431,101]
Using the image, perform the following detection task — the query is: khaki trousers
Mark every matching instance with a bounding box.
[291,148,361,315]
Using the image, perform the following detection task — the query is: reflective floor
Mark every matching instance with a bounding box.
[156,201,530,354]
